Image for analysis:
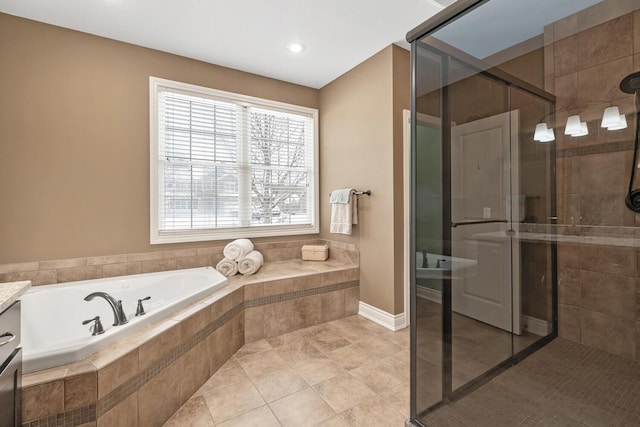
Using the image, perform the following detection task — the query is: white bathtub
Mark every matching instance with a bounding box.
[415,252,477,279]
[21,266,228,373]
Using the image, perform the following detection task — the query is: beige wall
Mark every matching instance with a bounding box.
[1,13,410,318]
[0,13,318,263]
[319,45,409,315]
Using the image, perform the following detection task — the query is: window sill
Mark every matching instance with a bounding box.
[151,224,320,244]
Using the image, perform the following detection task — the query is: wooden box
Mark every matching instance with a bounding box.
[301,244,329,261]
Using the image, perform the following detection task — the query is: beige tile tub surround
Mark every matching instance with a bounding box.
[0,239,356,286]
[19,240,359,427]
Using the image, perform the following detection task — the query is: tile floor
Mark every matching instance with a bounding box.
[165,315,410,426]
[421,338,640,426]
[165,307,640,426]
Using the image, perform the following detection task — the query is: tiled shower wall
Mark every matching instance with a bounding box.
[545,3,640,360]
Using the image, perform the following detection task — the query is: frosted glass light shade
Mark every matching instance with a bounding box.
[601,106,627,130]
[534,122,555,142]
[565,115,588,137]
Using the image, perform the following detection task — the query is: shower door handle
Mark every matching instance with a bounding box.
[451,219,508,228]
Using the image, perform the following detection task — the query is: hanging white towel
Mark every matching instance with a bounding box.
[223,238,254,261]
[238,250,264,275]
[216,258,238,277]
[330,189,358,235]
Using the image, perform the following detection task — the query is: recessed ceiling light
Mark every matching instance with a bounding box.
[286,42,305,53]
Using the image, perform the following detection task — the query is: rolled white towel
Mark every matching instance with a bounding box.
[216,258,238,277]
[223,238,254,261]
[238,250,264,275]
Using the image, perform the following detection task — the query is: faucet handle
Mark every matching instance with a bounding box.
[136,296,151,316]
[82,316,105,336]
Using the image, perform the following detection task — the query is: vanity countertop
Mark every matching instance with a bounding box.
[0,281,30,313]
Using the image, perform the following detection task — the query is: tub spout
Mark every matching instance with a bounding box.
[84,292,128,326]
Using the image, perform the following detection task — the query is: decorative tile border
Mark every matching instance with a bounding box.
[22,405,96,427]
[245,280,358,308]
[21,277,359,427]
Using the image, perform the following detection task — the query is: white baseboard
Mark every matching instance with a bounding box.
[358,301,408,331]
[522,315,548,336]
[415,287,548,336]
[416,285,442,303]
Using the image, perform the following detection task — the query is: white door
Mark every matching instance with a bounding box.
[450,110,520,334]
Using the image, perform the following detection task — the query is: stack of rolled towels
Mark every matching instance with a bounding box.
[216,238,264,277]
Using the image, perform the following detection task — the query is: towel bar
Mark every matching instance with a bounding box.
[329,190,371,196]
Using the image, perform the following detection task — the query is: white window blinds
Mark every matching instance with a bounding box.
[150,77,318,244]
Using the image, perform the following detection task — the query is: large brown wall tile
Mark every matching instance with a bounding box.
[554,36,578,77]
[97,392,138,427]
[578,56,633,106]
[581,270,635,319]
[581,309,636,358]
[558,304,581,343]
[580,245,636,277]
[138,361,182,427]
[558,268,581,306]
[97,350,138,399]
[22,380,64,422]
[578,15,633,69]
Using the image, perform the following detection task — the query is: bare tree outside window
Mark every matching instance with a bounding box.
[250,109,309,225]
[152,78,317,242]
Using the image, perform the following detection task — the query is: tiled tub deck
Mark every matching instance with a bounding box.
[15,240,359,427]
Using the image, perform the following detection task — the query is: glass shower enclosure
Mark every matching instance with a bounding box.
[408,0,562,423]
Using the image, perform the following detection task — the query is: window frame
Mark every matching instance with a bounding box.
[149,77,319,244]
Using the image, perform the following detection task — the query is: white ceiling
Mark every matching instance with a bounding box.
[0,0,448,89]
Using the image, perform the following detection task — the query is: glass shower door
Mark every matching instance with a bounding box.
[447,69,517,390]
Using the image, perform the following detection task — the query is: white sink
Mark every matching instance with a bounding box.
[415,252,477,280]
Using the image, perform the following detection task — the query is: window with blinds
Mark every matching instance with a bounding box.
[150,77,318,244]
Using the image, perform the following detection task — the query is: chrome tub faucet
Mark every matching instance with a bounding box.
[84,292,129,326]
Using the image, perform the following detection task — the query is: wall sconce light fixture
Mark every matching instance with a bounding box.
[601,106,628,130]
[533,122,555,142]
[564,115,588,137]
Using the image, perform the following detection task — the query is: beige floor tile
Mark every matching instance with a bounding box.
[327,344,377,370]
[253,366,309,402]
[275,339,326,365]
[217,405,281,427]
[298,323,334,339]
[306,331,352,353]
[236,349,288,380]
[314,415,350,426]
[349,360,405,394]
[201,376,266,423]
[270,388,337,427]
[313,373,376,413]
[387,328,410,349]
[380,383,410,418]
[347,316,391,335]
[329,319,377,343]
[339,395,406,427]
[293,357,346,385]
[354,335,402,359]
[381,349,410,380]
[164,396,214,427]
[265,330,306,348]
[235,339,273,359]
[199,358,249,392]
